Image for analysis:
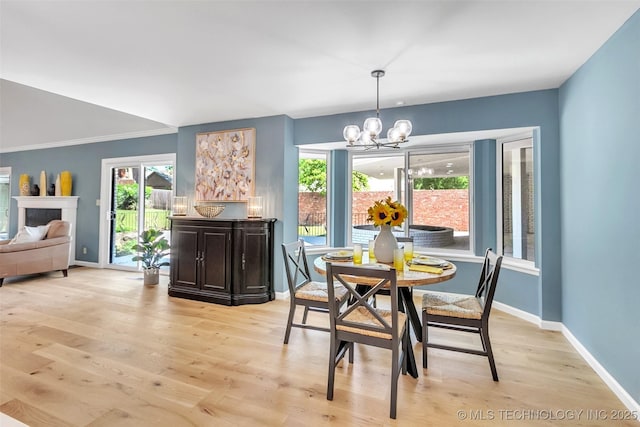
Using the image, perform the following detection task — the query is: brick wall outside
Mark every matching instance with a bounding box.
[299,189,469,231]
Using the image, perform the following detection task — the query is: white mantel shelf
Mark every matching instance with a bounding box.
[13,196,79,264]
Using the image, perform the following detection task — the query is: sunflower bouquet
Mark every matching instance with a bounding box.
[367,197,408,227]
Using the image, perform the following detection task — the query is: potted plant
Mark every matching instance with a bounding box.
[132,229,170,285]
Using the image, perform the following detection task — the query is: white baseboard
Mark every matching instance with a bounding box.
[275,290,289,300]
[72,260,100,268]
[561,325,640,414]
[489,300,638,414]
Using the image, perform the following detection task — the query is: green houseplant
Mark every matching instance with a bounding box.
[132,229,170,285]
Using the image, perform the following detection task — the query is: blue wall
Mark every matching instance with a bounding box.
[176,115,292,292]
[295,90,561,321]
[0,133,178,262]
[559,10,640,403]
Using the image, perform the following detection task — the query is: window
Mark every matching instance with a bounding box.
[408,149,471,252]
[500,138,535,263]
[349,147,471,253]
[298,150,329,246]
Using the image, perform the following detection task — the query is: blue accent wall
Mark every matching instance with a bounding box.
[559,10,640,402]
[0,133,177,262]
[176,115,291,292]
[295,90,561,322]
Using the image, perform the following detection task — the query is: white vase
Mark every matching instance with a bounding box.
[374,224,398,263]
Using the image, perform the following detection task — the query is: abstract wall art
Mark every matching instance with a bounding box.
[195,128,256,201]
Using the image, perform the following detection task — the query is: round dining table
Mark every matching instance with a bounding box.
[313,252,456,378]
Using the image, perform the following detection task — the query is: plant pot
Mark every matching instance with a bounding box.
[374,224,398,263]
[143,267,160,285]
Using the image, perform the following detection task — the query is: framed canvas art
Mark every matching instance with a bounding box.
[195,128,256,201]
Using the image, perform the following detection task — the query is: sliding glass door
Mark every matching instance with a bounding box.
[101,155,175,271]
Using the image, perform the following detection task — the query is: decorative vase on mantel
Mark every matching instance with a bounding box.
[374,224,398,263]
[60,170,72,196]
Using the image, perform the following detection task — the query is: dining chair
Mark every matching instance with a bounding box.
[421,248,503,380]
[325,263,408,419]
[281,239,349,344]
[372,236,414,308]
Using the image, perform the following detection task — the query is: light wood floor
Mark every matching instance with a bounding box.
[0,268,636,426]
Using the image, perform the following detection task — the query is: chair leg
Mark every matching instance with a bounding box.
[62,269,68,278]
[401,326,408,375]
[422,312,429,369]
[348,342,354,364]
[302,306,310,324]
[327,338,337,401]
[390,342,399,419]
[283,302,296,344]
[0,278,3,287]
[481,325,499,381]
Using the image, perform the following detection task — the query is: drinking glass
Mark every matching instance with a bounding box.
[368,239,376,262]
[393,248,405,271]
[353,243,363,264]
[403,241,413,262]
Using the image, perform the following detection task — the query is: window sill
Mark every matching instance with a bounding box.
[501,258,539,275]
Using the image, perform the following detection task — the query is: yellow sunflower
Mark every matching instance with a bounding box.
[367,197,407,227]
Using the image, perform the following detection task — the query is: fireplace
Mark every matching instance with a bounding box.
[26,208,62,226]
[13,196,79,264]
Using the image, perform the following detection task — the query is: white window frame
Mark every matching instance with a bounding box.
[496,133,538,275]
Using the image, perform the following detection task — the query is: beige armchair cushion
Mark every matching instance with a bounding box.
[46,220,71,238]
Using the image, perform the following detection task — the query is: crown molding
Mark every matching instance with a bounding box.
[0,127,178,154]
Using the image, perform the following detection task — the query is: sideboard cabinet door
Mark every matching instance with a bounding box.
[232,221,274,305]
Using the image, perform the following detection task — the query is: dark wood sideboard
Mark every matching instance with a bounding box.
[169,217,276,305]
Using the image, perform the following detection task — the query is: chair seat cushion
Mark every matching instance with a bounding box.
[295,281,348,302]
[337,306,407,339]
[422,291,483,319]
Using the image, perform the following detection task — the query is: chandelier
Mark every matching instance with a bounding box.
[343,70,412,149]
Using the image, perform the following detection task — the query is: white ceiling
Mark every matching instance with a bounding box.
[1,1,638,152]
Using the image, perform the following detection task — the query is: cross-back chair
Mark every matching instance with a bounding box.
[326,263,408,419]
[281,239,348,344]
[422,248,503,380]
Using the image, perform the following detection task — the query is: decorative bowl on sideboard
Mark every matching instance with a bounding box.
[194,202,225,218]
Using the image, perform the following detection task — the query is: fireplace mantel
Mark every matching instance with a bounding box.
[13,196,79,264]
